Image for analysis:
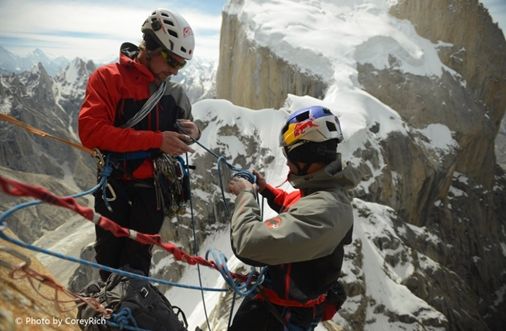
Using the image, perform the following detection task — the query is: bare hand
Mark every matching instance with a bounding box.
[160,131,195,156]
[228,177,254,196]
[252,169,267,192]
[176,119,200,140]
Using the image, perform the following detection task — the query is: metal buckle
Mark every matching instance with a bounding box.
[140,286,149,298]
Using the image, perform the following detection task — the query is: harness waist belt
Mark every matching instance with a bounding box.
[256,287,327,308]
[107,151,155,161]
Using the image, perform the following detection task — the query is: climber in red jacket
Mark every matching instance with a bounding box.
[79,9,200,281]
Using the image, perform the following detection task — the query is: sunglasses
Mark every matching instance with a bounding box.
[160,50,187,69]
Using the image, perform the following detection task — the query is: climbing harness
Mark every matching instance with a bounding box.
[255,287,327,308]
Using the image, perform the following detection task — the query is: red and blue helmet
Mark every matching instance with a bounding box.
[280,106,343,149]
[280,106,343,163]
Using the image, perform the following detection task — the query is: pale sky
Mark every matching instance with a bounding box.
[0,0,504,63]
[0,0,226,62]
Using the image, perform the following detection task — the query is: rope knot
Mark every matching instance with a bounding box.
[111,307,139,329]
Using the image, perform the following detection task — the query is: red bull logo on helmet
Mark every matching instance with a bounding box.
[294,118,318,137]
[183,26,193,37]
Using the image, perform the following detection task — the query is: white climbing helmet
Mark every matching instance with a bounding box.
[141,9,195,60]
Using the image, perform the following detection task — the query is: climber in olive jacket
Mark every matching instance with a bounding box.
[228,105,355,331]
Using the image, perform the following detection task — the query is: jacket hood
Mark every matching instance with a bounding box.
[288,159,359,192]
[119,42,155,82]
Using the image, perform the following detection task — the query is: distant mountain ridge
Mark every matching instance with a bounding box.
[0,45,217,103]
[0,46,70,76]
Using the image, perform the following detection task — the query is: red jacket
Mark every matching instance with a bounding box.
[79,43,193,179]
[261,184,301,212]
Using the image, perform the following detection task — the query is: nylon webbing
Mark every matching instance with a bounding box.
[121,80,167,128]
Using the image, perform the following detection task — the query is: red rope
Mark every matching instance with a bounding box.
[0,175,248,280]
[0,114,95,155]
[3,259,110,316]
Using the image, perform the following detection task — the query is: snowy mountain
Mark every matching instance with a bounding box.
[207,0,506,330]
[173,56,218,102]
[1,0,506,330]
[0,46,70,76]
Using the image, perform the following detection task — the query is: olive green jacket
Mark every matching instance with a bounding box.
[230,160,356,266]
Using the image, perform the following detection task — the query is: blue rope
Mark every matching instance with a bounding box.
[191,138,256,184]
[184,137,269,330]
[215,155,256,215]
[0,156,259,294]
[0,173,228,292]
[0,228,228,292]
[206,249,265,297]
[192,139,266,296]
[189,138,267,297]
[107,307,150,331]
[0,176,106,231]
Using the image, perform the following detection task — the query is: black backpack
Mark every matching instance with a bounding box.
[77,269,188,331]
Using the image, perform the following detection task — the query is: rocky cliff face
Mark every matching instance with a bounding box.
[2,2,505,329]
[0,61,96,244]
[0,61,96,188]
[217,0,506,330]
[382,2,506,329]
[387,0,506,187]
[54,58,96,134]
[216,13,328,109]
